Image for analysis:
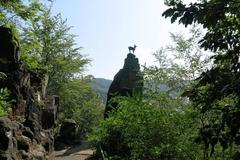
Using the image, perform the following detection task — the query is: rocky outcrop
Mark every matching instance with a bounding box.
[0,26,57,159]
[54,119,80,149]
[0,117,18,160]
[0,116,53,160]
[0,26,38,118]
[42,95,59,129]
[0,109,54,159]
[104,52,143,118]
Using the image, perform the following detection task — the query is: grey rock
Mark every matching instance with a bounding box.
[22,127,34,141]
[0,117,19,160]
[16,135,31,152]
[0,117,12,151]
[55,119,77,146]
[104,53,143,118]
[18,150,30,160]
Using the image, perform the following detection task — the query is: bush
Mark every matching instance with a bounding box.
[88,95,201,160]
[0,88,11,117]
[59,79,104,138]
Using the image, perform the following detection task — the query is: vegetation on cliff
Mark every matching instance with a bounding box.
[1,0,240,159]
[0,0,103,138]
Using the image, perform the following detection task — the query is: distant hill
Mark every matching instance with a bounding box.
[92,78,179,105]
[92,78,112,104]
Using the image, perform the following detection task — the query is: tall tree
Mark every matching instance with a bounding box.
[144,26,211,95]
[0,0,48,27]
[21,6,90,94]
[163,0,240,158]
[20,3,103,137]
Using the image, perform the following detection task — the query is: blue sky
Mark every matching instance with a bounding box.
[51,0,188,80]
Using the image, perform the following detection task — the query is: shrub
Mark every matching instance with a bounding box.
[88,95,201,160]
[0,88,11,117]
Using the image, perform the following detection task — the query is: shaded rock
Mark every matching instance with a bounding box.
[53,141,66,151]
[0,152,11,160]
[0,117,19,160]
[0,26,41,120]
[11,121,23,138]
[55,119,78,146]
[41,95,59,130]
[18,150,30,160]
[104,53,143,118]
[16,135,31,152]
[41,109,55,129]
[0,26,20,72]
[24,113,41,142]
[30,144,47,160]
[0,26,29,118]
[0,117,12,151]
[22,127,34,141]
[39,131,54,153]
[0,26,56,160]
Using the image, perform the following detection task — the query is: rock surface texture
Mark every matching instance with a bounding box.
[104,53,143,118]
[0,26,57,159]
[0,26,33,117]
[0,116,53,160]
[55,119,78,147]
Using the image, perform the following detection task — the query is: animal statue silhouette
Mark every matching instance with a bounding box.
[128,45,137,53]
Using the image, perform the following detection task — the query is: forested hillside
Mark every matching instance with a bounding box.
[92,78,112,104]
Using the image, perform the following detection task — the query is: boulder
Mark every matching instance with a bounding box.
[42,95,59,129]
[0,117,12,151]
[55,119,77,146]
[0,117,19,160]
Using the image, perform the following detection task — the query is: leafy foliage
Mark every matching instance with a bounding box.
[59,78,104,137]
[143,26,211,94]
[1,0,103,138]
[0,88,11,117]
[89,95,201,160]
[20,7,90,94]
[163,0,240,158]
[19,3,103,137]
[0,73,11,117]
[88,28,211,159]
[0,0,48,27]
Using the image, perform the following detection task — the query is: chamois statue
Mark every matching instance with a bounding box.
[128,45,137,53]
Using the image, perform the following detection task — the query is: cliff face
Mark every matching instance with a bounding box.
[0,26,57,160]
[104,53,143,118]
[0,26,37,118]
